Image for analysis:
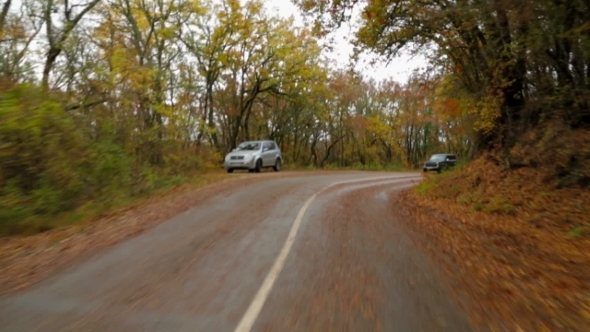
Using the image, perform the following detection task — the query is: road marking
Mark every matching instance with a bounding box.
[234,175,419,332]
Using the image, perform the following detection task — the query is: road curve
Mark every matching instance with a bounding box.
[0,172,472,331]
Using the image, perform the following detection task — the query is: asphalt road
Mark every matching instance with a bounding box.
[0,172,472,331]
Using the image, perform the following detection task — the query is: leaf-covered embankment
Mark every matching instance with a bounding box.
[399,123,590,330]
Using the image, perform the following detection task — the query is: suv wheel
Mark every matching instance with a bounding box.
[273,158,281,172]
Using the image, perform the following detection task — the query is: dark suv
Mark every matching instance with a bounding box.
[423,153,457,173]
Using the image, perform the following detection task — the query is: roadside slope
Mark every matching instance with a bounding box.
[399,138,590,331]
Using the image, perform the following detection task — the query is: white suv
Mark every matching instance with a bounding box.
[224,140,283,173]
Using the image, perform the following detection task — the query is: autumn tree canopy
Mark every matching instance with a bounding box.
[296,0,590,151]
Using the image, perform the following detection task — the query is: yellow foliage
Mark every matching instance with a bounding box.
[472,94,502,135]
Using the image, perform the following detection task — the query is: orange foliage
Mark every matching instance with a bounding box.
[345,115,369,132]
[432,97,460,118]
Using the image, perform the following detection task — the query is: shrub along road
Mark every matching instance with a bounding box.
[0,171,472,331]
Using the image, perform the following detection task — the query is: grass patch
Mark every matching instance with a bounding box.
[472,202,486,211]
[568,226,585,238]
[456,194,472,205]
[414,179,435,196]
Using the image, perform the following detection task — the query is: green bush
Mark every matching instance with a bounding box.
[0,84,202,235]
[0,85,88,232]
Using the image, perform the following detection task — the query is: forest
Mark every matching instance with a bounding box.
[1,0,589,235]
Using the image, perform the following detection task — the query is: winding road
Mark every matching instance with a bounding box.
[0,172,472,331]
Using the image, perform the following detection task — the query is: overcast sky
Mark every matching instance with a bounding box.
[266,0,428,83]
